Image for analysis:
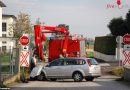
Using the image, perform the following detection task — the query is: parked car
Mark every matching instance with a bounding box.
[30,57,101,82]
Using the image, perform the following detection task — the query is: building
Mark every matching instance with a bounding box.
[2,14,16,37]
[0,1,5,52]
[0,1,6,37]
[0,1,16,52]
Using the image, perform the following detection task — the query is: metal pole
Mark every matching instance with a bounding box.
[116,36,123,67]
[117,44,122,67]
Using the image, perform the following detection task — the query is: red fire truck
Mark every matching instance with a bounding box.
[34,24,86,62]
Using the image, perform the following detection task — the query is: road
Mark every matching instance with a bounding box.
[9,75,130,90]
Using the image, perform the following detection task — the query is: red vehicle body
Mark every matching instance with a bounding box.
[34,25,86,62]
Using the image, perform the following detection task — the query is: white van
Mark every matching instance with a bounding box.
[30,57,101,82]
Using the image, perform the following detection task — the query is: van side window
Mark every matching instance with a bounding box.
[65,59,85,65]
[65,59,76,65]
[50,59,64,66]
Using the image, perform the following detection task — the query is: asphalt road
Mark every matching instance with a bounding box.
[9,75,130,90]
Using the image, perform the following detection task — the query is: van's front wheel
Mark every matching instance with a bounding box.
[37,73,46,81]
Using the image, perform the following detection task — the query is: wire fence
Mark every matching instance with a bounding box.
[0,48,19,80]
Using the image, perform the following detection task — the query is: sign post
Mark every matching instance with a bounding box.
[116,36,123,67]
[19,35,30,82]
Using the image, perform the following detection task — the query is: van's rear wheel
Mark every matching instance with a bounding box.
[73,72,83,82]
[85,76,94,81]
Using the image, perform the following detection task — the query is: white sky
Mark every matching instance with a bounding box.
[2,0,130,39]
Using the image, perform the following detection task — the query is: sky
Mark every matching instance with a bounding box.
[2,0,130,39]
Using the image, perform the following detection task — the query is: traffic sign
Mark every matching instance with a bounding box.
[19,36,30,46]
[123,34,130,44]
[20,51,30,67]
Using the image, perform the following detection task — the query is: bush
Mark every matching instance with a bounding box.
[94,36,116,55]
[111,67,124,77]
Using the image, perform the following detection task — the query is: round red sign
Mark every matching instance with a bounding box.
[123,34,130,44]
[19,36,30,46]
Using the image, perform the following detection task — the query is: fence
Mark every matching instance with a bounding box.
[0,48,19,81]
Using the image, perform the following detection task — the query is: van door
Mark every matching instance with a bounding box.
[45,59,64,78]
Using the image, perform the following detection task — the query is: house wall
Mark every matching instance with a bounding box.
[0,16,16,52]
[0,37,16,51]
[2,17,14,37]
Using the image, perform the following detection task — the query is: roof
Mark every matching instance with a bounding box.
[2,14,16,19]
[0,1,6,7]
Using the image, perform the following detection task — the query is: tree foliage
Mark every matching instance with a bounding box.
[108,10,130,36]
[126,10,130,31]
[9,12,32,39]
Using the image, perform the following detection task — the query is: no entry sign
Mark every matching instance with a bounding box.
[19,36,30,46]
[123,34,130,44]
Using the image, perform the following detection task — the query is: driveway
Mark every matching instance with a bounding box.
[9,75,130,90]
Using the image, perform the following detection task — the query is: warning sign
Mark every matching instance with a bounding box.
[20,51,30,67]
[122,51,130,66]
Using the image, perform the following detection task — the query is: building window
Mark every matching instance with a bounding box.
[2,34,6,37]
[2,41,7,44]
[2,23,7,32]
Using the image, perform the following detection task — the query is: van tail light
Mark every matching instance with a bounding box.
[87,60,91,66]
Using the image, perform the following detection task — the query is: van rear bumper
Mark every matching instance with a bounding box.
[87,73,101,77]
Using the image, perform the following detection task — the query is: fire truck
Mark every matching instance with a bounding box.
[34,24,86,62]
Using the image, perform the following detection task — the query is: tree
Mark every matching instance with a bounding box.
[108,9,130,36]
[9,12,32,39]
[126,10,130,33]
[107,17,127,36]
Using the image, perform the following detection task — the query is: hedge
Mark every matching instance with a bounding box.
[94,36,116,55]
